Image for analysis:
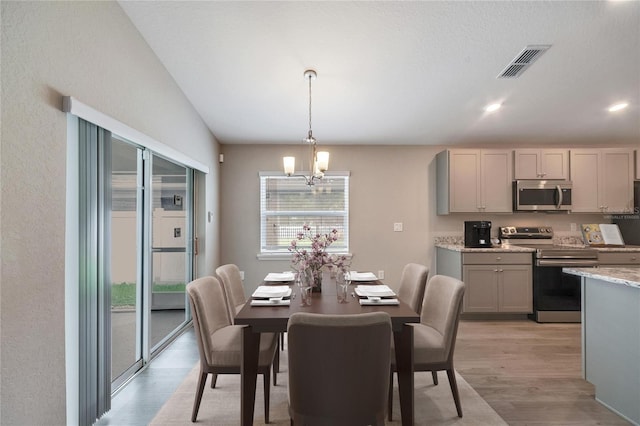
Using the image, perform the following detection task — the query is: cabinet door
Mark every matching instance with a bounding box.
[636,150,639,180]
[601,149,634,213]
[449,150,481,212]
[514,149,540,179]
[481,150,512,212]
[570,150,601,212]
[540,149,569,180]
[462,265,498,312]
[498,265,532,313]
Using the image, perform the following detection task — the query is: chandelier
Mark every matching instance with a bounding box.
[283,69,329,186]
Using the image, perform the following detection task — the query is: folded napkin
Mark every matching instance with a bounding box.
[359,298,400,306]
[355,285,396,298]
[349,271,378,281]
[264,272,295,282]
[251,286,292,299]
[250,299,291,306]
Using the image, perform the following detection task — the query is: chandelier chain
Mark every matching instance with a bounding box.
[308,74,313,138]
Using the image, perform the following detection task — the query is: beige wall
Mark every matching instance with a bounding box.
[1,2,220,424]
[219,144,612,294]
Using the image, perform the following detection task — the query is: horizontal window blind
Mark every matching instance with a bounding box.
[260,173,349,253]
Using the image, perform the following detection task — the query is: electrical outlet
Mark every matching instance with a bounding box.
[393,223,403,232]
[239,271,245,280]
[377,270,385,280]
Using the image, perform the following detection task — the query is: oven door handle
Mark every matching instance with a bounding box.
[536,259,599,267]
[556,185,563,210]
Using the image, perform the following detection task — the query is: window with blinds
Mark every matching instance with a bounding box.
[260,172,350,254]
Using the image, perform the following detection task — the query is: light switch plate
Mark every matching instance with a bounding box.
[393,223,403,232]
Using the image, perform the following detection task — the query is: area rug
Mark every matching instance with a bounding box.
[150,350,506,426]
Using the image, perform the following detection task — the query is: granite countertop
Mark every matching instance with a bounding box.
[591,245,640,252]
[564,267,640,289]
[435,242,535,253]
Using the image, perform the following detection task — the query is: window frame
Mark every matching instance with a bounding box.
[258,171,350,258]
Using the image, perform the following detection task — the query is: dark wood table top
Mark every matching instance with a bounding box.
[235,276,420,332]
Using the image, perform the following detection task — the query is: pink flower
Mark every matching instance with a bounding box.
[288,224,350,274]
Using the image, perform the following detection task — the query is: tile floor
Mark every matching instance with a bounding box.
[95,327,198,426]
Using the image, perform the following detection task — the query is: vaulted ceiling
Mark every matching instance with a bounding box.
[120,1,639,146]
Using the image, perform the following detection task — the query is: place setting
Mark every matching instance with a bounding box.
[353,278,400,305]
[250,285,292,306]
[262,271,295,283]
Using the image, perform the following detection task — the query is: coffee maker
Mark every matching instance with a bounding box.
[464,221,493,248]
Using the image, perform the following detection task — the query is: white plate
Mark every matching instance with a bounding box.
[349,272,378,281]
[251,299,291,306]
[359,298,399,306]
[264,272,295,282]
[355,285,396,298]
[251,286,292,299]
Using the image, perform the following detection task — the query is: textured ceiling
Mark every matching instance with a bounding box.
[119,1,639,146]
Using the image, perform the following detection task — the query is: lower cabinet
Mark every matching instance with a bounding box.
[597,251,640,267]
[461,252,532,314]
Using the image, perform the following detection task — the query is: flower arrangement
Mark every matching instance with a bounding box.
[288,224,349,289]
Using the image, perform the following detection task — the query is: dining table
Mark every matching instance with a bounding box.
[234,272,420,426]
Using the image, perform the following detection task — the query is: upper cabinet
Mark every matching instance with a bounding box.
[514,149,569,180]
[437,149,512,214]
[570,148,634,213]
[636,150,639,180]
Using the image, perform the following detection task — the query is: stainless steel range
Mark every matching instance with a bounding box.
[499,226,598,323]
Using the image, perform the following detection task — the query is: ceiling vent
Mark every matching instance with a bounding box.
[498,45,551,79]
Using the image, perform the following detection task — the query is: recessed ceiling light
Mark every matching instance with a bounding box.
[608,102,629,112]
[485,103,502,112]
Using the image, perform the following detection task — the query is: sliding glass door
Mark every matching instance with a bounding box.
[148,154,192,352]
[110,137,144,388]
[106,137,194,391]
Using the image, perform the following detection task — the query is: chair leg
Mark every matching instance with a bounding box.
[210,373,218,388]
[446,368,463,418]
[280,332,285,350]
[273,358,278,386]
[275,343,281,373]
[192,371,208,422]
[263,371,271,423]
[432,370,438,385]
[387,370,394,421]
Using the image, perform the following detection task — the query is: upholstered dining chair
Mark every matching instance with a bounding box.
[287,312,392,426]
[215,264,247,320]
[396,263,429,315]
[388,274,466,420]
[216,263,283,372]
[186,276,278,423]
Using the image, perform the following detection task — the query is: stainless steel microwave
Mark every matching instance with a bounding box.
[513,180,573,212]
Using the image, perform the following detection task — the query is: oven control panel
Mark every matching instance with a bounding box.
[500,226,554,239]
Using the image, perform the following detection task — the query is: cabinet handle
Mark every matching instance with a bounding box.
[494,269,499,272]
[496,256,502,261]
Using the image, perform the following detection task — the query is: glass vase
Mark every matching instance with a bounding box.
[311,269,322,293]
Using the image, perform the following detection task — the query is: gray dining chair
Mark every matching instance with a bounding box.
[287,312,392,426]
[186,276,278,423]
[388,274,466,420]
[396,263,429,315]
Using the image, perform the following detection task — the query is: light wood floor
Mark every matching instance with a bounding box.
[454,319,630,425]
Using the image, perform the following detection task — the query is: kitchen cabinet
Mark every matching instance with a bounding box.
[514,149,569,180]
[462,253,532,313]
[597,251,640,266]
[570,149,634,213]
[636,150,639,180]
[436,149,512,214]
[436,248,532,314]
